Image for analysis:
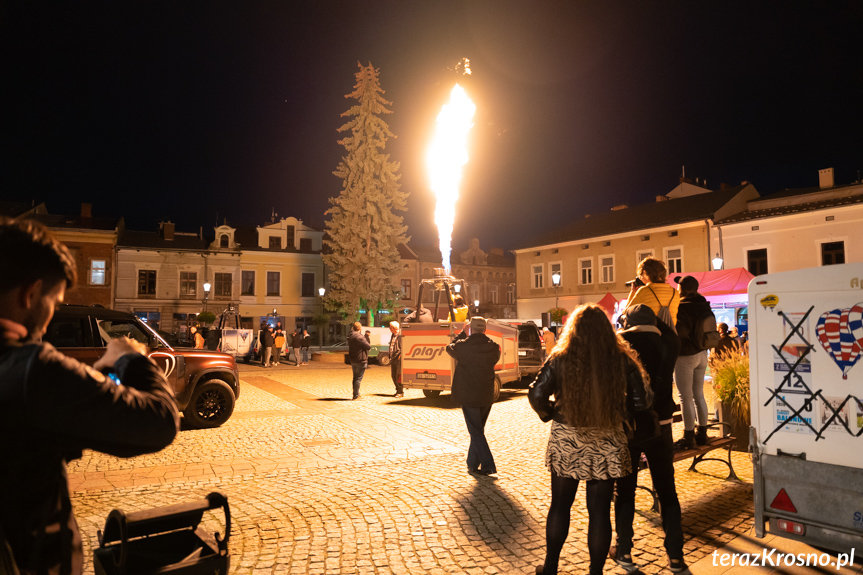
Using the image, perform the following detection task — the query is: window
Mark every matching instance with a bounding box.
[301,273,315,297]
[550,262,562,286]
[220,235,228,248]
[214,273,232,297]
[138,270,156,295]
[400,279,411,300]
[822,241,845,266]
[90,259,106,285]
[180,271,197,297]
[636,250,653,264]
[241,271,255,296]
[269,236,282,250]
[490,285,499,304]
[600,255,615,284]
[665,247,683,274]
[286,226,295,248]
[579,258,593,285]
[133,311,162,331]
[532,265,544,289]
[300,238,312,251]
[267,271,280,296]
[44,318,87,347]
[507,285,515,304]
[747,249,768,276]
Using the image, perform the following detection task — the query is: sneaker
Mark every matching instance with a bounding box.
[668,556,688,573]
[609,546,637,572]
[394,393,404,398]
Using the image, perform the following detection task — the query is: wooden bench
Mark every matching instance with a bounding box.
[636,411,740,512]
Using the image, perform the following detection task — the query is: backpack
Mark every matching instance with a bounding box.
[692,309,720,350]
[646,286,678,334]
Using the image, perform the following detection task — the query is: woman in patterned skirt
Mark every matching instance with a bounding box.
[529,304,650,575]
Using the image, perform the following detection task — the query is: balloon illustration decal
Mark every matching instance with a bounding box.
[816,303,863,380]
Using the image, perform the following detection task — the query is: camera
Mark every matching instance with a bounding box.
[625,277,645,288]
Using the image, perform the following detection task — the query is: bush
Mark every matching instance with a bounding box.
[712,350,750,427]
[548,307,568,325]
[196,311,216,325]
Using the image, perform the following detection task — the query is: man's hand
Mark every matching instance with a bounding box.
[94,337,148,371]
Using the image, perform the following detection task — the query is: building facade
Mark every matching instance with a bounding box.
[514,180,759,319]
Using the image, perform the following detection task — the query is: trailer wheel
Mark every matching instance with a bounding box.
[378,353,391,366]
[493,375,502,402]
[423,389,441,398]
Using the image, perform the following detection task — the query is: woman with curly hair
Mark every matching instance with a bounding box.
[529,304,651,575]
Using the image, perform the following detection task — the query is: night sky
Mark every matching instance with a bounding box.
[3,1,863,251]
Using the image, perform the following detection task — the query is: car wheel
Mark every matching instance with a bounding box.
[378,353,390,366]
[423,389,441,398]
[183,379,235,428]
[493,375,501,402]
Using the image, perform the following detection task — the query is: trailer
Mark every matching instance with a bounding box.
[749,262,863,554]
[400,269,520,398]
[213,306,255,363]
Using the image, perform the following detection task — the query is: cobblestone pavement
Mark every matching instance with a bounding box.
[70,363,759,574]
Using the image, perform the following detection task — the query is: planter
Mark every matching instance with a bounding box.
[312,351,346,364]
[719,400,751,452]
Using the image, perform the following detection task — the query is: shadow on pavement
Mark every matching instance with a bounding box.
[385,390,525,410]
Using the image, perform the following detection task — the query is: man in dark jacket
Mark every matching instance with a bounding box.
[261,325,275,367]
[446,317,501,476]
[0,217,179,575]
[613,304,687,573]
[347,322,371,400]
[674,275,713,449]
[291,329,302,366]
[388,321,403,397]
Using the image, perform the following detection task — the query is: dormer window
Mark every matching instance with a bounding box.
[269,236,282,250]
[220,235,229,248]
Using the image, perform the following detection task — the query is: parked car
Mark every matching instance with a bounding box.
[501,320,545,380]
[43,305,241,428]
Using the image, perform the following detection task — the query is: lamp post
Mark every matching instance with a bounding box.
[473,299,480,315]
[712,254,724,271]
[318,287,326,350]
[203,282,211,313]
[551,271,561,309]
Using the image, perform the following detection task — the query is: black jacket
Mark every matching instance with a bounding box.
[528,356,650,425]
[0,341,178,574]
[446,331,500,407]
[347,330,371,363]
[619,325,677,421]
[262,329,275,348]
[301,334,311,348]
[291,332,302,348]
[676,292,713,356]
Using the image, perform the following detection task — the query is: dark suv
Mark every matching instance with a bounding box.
[44,305,240,428]
[502,321,545,380]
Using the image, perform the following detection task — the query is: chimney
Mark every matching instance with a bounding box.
[489,247,504,256]
[611,204,628,211]
[719,183,728,190]
[819,167,834,189]
[80,203,92,220]
[161,221,175,241]
[655,195,668,202]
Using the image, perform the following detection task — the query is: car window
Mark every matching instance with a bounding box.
[96,319,151,346]
[44,318,87,347]
[518,327,540,344]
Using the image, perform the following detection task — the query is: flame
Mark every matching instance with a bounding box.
[427,84,476,271]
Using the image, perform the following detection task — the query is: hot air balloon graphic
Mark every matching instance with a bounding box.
[816,305,863,380]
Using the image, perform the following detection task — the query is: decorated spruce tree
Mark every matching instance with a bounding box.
[324,62,409,325]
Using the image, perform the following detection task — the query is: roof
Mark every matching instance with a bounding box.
[409,244,515,267]
[30,213,119,231]
[117,229,209,250]
[520,185,749,249]
[714,186,863,225]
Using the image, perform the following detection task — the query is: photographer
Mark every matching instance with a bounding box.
[0,218,179,575]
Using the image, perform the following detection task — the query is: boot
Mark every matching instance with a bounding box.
[674,430,696,451]
[695,426,708,446]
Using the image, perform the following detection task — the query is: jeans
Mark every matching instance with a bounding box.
[350,362,366,398]
[292,347,301,365]
[301,347,309,363]
[390,357,403,394]
[263,347,272,366]
[614,424,684,559]
[675,350,709,430]
[462,405,495,472]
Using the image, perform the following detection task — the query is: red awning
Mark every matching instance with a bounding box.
[668,268,754,305]
[597,291,619,316]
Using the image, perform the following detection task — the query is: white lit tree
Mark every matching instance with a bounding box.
[324,62,409,325]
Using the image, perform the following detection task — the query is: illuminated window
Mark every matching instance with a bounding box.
[90,260,106,285]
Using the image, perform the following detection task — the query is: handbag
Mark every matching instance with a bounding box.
[624,364,661,447]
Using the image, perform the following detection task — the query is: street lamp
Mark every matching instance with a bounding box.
[712,253,724,271]
[473,299,480,315]
[551,271,561,308]
[318,287,326,349]
[203,282,211,312]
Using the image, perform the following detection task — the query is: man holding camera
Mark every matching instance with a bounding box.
[0,218,179,575]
